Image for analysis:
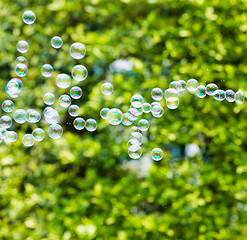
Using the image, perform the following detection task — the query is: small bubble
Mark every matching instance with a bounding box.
[41,64,54,78]
[151,88,163,101]
[225,89,235,103]
[56,73,71,89]
[43,93,55,105]
[206,83,218,96]
[15,63,28,77]
[0,116,12,129]
[85,118,97,132]
[196,85,206,98]
[70,86,82,99]
[16,40,29,53]
[138,119,149,131]
[100,108,110,119]
[108,108,122,125]
[4,131,18,143]
[213,89,225,101]
[101,82,113,96]
[68,105,79,117]
[151,148,163,161]
[13,109,26,124]
[2,100,14,113]
[15,56,27,65]
[187,79,198,92]
[32,128,45,142]
[73,117,85,130]
[51,36,63,48]
[59,94,71,108]
[22,134,35,147]
[48,124,63,139]
[22,10,36,25]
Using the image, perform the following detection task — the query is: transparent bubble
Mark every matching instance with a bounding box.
[68,105,79,117]
[166,99,179,110]
[164,88,179,101]
[130,126,139,134]
[235,90,245,104]
[178,80,186,91]
[59,94,71,108]
[6,78,23,95]
[4,131,18,143]
[128,145,142,159]
[48,124,63,139]
[26,109,41,123]
[69,42,86,59]
[70,86,82,99]
[41,64,54,78]
[169,81,182,91]
[121,113,133,126]
[43,92,55,105]
[151,88,163,101]
[51,36,63,49]
[151,105,164,117]
[73,117,85,130]
[213,89,225,101]
[43,107,60,124]
[100,108,110,119]
[15,63,28,77]
[22,10,36,25]
[187,78,198,92]
[206,83,218,96]
[127,108,139,121]
[85,119,97,132]
[143,103,151,113]
[127,139,140,150]
[2,100,14,113]
[131,94,144,108]
[108,108,122,125]
[0,128,7,142]
[0,116,12,129]
[71,65,88,82]
[151,101,162,111]
[22,134,34,147]
[56,73,71,89]
[13,109,26,124]
[130,132,143,145]
[15,56,27,65]
[101,82,113,96]
[151,148,163,161]
[196,85,206,98]
[225,89,235,103]
[32,128,45,142]
[16,40,29,53]
[138,119,149,131]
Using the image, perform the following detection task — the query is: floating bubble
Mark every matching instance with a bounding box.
[15,63,28,77]
[51,36,63,48]
[16,40,29,53]
[0,116,12,129]
[187,78,198,92]
[15,56,27,65]
[196,85,206,98]
[69,42,86,59]
[68,105,79,117]
[225,89,235,102]
[127,139,140,151]
[48,124,63,139]
[100,108,110,119]
[32,128,45,142]
[0,128,7,142]
[43,92,55,105]
[131,94,144,108]
[151,101,162,111]
[85,118,97,132]
[71,65,88,82]
[128,145,142,159]
[127,108,139,121]
[43,107,60,124]
[13,109,26,124]
[73,117,85,130]
[26,109,41,123]
[22,134,35,147]
[108,108,122,125]
[130,132,143,145]
[178,80,187,91]
[151,148,163,161]
[151,105,164,117]
[138,119,149,131]
[213,89,225,101]
[6,78,23,95]
[169,81,182,91]
[70,86,82,99]
[101,82,113,96]
[4,131,18,143]
[2,100,14,113]
[56,73,71,89]
[143,103,151,113]
[22,10,36,25]
[41,64,54,78]
[206,83,218,96]
[235,90,245,104]
[164,88,179,101]
[59,94,71,108]
[151,88,163,101]
[166,99,179,110]
[130,126,139,134]
[121,113,133,126]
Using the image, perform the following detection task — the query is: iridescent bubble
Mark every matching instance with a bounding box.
[4,131,17,143]
[127,139,140,151]
[70,86,82,99]
[22,10,36,25]
[151,88,163,101]
[121,113,133,126]
[166,99,179,110]
[130,132,143,145]
[108,108,122,125]
[2,100,14,113]
[131,94,144,108]
[151,148,163,161]
[85,118,97,132]
[128,145,142,159]
[13,109,26,124]
[100,108,110,119]
[15,63,28,77]
[0,128,6,142]
[22,134,35,147]
[43,107,60,124]
[32,128,45,142]
[59,94,71,108]
[71,65,88,82]
[0,116,12,129]
[178,80,186,91]
[41,64,54,78]
[235,90,245,104]
[6,78,23,95]
[51,36,63,49]
[130,126,139,134]
[16,40,29,53]
[225,89,235,103]
[196,85,206,98]
[151,104,164,117]
[169,81,182,91]
[138,119,149,131]
[101,82,113,96]
[26,109,41,123]
[69,42,86,59]
[73,117,85,130]
[15,56,27,65]
[164,88,179,101]
[127,108,139,121]
[43,92,55,105]
[213,89,225,101]
[56,73,71,89]
[48,124,63,139]
[143,103,151,113]
[206,83,218,96]
[68,105,79,117]
[187,78,198,92]
[151,101,162,111]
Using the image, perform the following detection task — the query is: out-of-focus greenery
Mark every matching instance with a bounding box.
[1,0,247,239]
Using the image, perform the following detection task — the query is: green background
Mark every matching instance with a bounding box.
[1,0,247,239]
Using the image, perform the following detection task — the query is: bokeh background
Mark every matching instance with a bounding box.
[1,0,247,239]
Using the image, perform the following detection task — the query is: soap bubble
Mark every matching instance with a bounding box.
[22,10,36,25]
[59,94,71,108]
[68,105,79,117]
[48,124,63,139]
[235,90,245,104]
[85,118,97,132]
[131,94,144,108]
[213,89,225,101]
[15,56,27,65]
[225,89,235,103]
[2,100,14,113]
[0,128,6,142]
[187,79,198,92]
[70,86,82,99]
[127,108,139,121]
[143,103,151,113]
[69,42,86,59]
[22,134,35,147]
[166,99,179,110]
[206,83,218,96]
[128,145,142,159]
[178,80,186,91]
[41,64,54,77]
[196,85,206,98]
[16,40,29,53]
[164,88,179,101]
[56,73,71,89]
[6,78,23,95]
[43,107,60,124]
[108,108,122,125]
[138,119,149,131]
[130,126,139,134]
[151,88,163,101]
[127,139,140,150]
[32,128,45,142]
[121,113,133,126]
[101,82,113,96]
[151,148,163,161]
[73,117,85,130]
[43,92,55,105]
[71,65,88,82]
[13,109,26,124]
[130,132,143,145]
[15,63,28,77]
[4,131,17,143]
[151,105,164,117]
[100,108,110,119]
[0,116,12,129]
[51,36,63,48]
[26,109,41,123]
[169,81,182,91]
